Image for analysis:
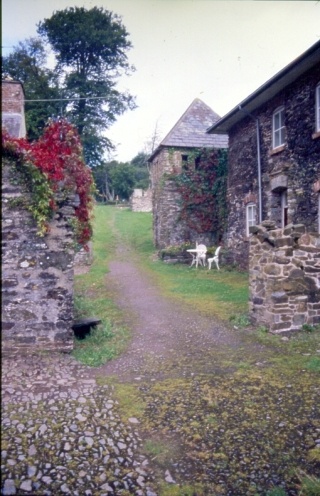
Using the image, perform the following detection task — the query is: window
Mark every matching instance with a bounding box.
[246,203,257,236]
[181,154,189,170]
[316,84,320,132]
[273,107,285,148]
[281,190,288,227]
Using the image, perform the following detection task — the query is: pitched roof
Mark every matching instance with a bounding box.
[149,98,228,161]
[207,40,320,134]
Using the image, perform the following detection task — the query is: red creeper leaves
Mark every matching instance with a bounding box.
[2,120,94,247]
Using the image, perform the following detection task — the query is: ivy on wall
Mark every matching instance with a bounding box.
[171,148,228,239]
[2,119,95,248]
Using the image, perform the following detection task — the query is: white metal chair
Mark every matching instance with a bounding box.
[196,244,207,268]
[188,243,207,268]
[207,246,221,270]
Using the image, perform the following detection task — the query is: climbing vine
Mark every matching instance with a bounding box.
[172,148,228,238]
[2,119,95,247]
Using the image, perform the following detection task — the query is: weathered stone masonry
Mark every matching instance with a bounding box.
[2,162,77,354]
[2,80,26,138]
[209,46,320,270]
[249,223,320,333]
[152,148,193,248]
[149,99,228,249]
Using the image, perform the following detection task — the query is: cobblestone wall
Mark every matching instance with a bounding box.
[249,222,320,333]
[2,162,76,354]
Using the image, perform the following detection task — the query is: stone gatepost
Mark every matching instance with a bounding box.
[2,162,77,354]
[249,222,320,333]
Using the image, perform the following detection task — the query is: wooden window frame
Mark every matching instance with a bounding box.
[272,106,285,149]
[246,203,257,236]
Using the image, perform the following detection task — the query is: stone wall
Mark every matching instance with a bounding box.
[151,147,217,249]
[2,161,77,354]
[249,222,320,333]
[226,65,320,269]
[130,188,152,212]
[152,148,187,248]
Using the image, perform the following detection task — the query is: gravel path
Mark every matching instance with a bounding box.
[2,243,319,495]
[99,256,243,382]
[1,242,240,496]
[1,240,243,496]
[1,353,157,496]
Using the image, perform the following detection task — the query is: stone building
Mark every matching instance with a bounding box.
[208,40,320,270]
[1,79,26,138]
[148,98,228,248]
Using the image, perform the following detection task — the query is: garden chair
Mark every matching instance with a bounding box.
[195,244,207,267]
[187,243,207,268]
[207,246,221,270]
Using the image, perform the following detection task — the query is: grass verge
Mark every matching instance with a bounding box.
[72,206,130,366]
[73,205,249,366]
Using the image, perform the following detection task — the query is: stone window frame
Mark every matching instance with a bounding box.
[272,106,285,150]
[281,189,288,228]
[246,202,257,237]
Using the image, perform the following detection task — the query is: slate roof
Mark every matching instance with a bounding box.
[149,98,228,161]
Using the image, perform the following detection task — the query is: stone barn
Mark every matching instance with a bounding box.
[148,98,228,249]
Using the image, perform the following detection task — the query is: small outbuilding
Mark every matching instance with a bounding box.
[149,98,228,248]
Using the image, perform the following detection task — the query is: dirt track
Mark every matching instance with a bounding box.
[91,243,320,495]
[99,247,249,382]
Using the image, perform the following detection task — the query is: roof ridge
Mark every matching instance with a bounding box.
[160,98,221,146]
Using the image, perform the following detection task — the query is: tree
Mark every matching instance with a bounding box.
[2,38,61,141]
[91,161,116,202]
[108,163,136,200]
[37,7,136,166]
[144,120,162,156]
[130,152,150,189]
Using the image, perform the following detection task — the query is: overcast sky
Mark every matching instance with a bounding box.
[2,0,320,162]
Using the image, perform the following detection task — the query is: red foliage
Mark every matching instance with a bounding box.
[171,148,228,242]
[2,120,94,247]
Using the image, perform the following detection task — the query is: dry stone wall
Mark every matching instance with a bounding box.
[2,162,76,354]
[249,222,320,333]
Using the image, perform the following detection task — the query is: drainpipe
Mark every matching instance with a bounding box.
[238,106,263,224]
